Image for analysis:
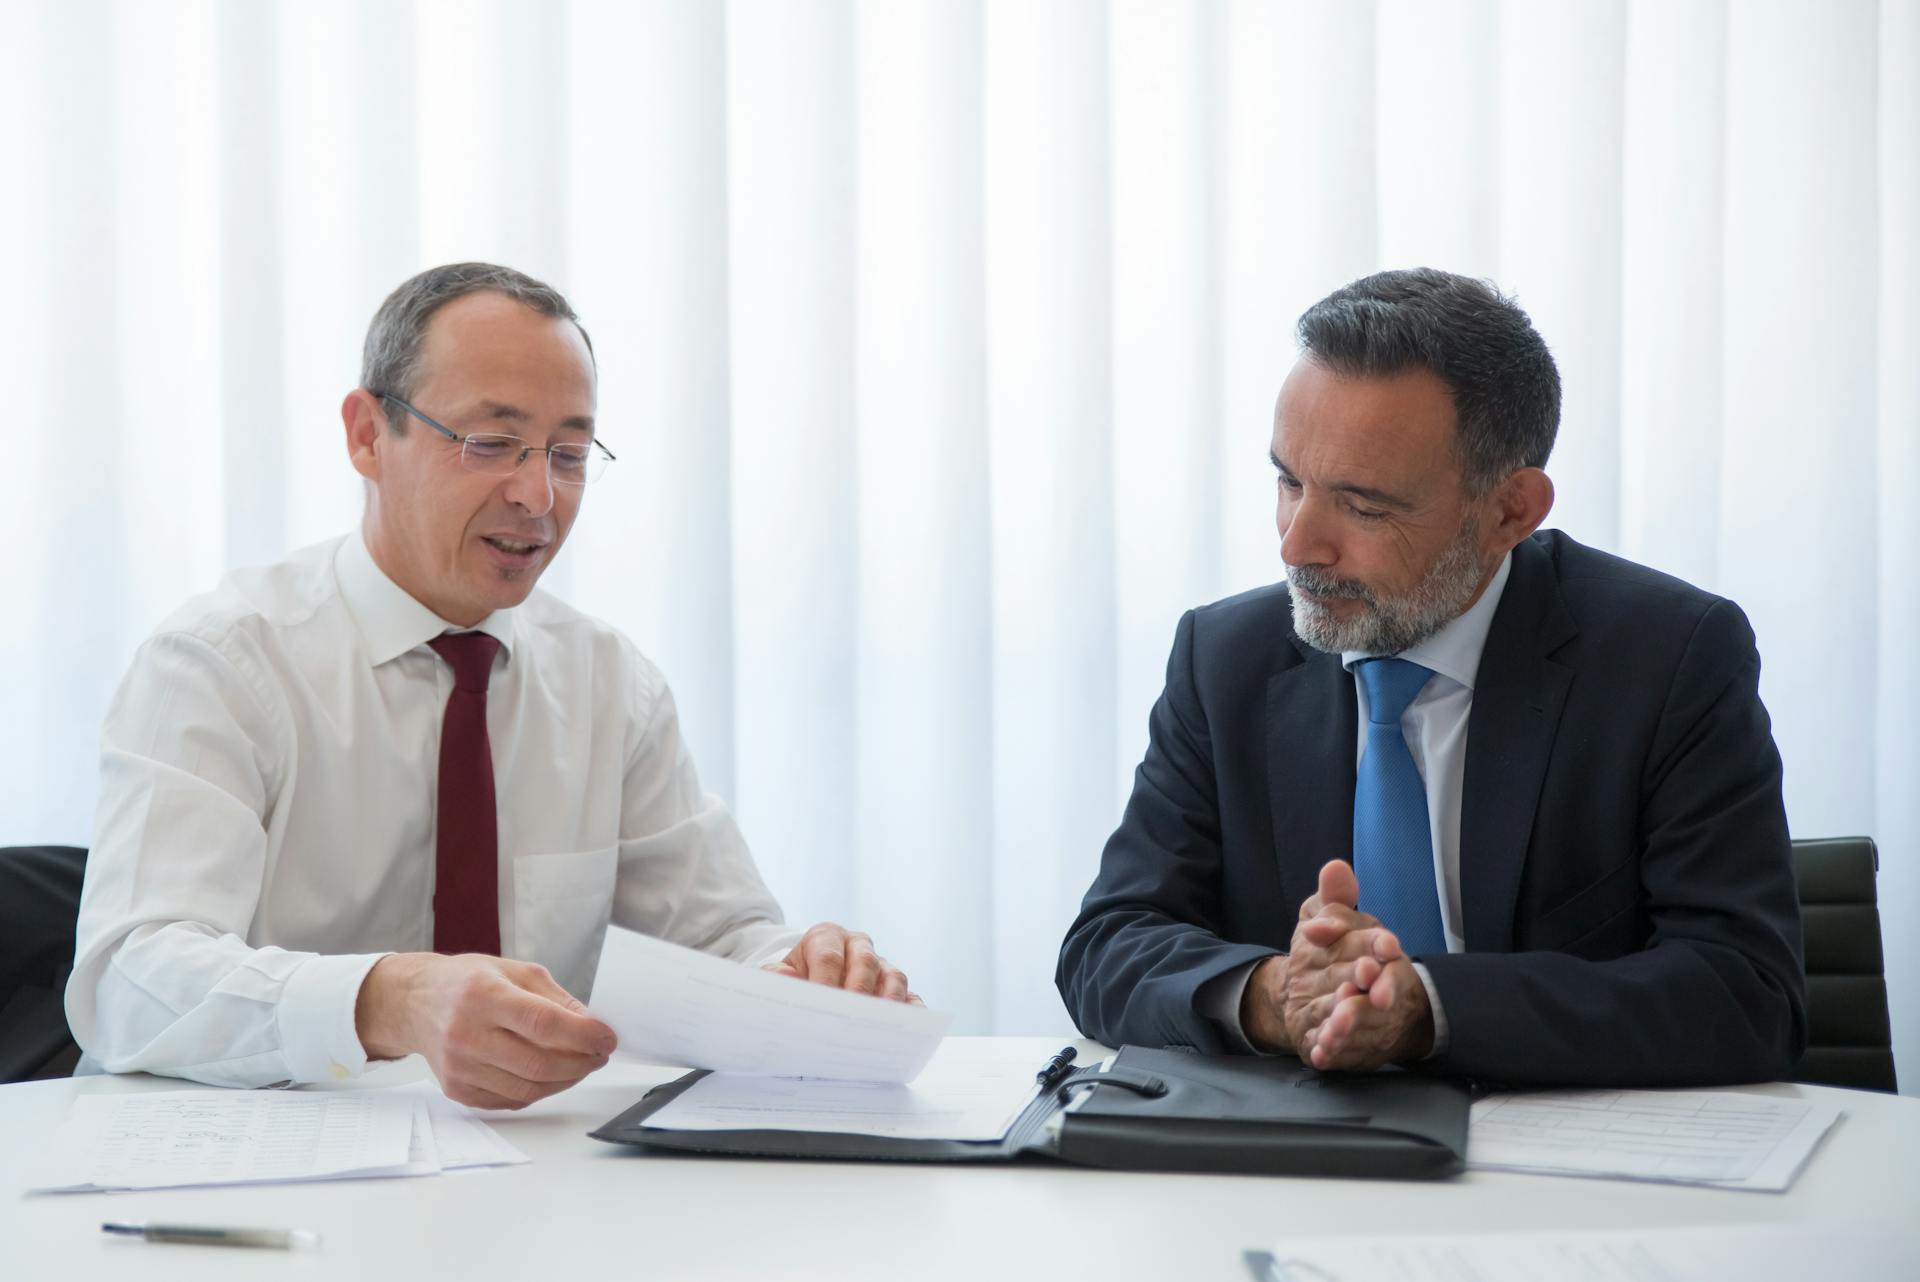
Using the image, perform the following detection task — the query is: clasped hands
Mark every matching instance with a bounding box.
[356,922,915,1110]
[1239,859,1435,1071]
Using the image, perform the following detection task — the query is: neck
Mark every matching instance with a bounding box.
[361,513,485,629]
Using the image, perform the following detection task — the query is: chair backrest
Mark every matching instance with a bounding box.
[0,844,88,1082]
[1791,836,1897,1093]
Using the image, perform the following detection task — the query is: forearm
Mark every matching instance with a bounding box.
[1058,911,1277,1051]
[68,919,387,1086]
[1424,942,1801,1086]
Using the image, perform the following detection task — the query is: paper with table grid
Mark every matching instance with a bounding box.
[1466,1088,1842,1191]
[27,1089,527,1193]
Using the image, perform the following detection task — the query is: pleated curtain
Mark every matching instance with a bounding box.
[2,0,1915,1087]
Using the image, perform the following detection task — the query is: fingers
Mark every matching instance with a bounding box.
[840,933,882,994]
[1304,958,1430,1071]
[1302,987,1370,1066]
[791,921,917,997]
[1291,921,1402,975]
[1317,859,1360,911]
[493,979,618,1058]
[789,925,916,1001]
[1368,961,1411,1010]
[446,1051,589,1110]
[1293,901,1389,948]
[797,924,849,989]
[433,1021,607,1111]
[441,1082,523,1111]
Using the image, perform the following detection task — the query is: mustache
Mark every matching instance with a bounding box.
[1286,563,1375,603]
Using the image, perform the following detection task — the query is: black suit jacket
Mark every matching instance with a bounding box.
[1056,530,1806,1086]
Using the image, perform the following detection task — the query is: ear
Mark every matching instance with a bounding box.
[342,390,386,483]
[1488,467,1554,549]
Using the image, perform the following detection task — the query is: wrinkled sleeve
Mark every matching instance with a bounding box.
[609,648,801,969]
[66,631,386,1087]
[1056,610,1279,1051]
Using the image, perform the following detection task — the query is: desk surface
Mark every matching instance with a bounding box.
[3,1037,1916,1282]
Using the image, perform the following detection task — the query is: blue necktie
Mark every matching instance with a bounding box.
[1353,657,1448,957]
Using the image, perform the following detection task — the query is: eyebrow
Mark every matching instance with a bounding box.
[1269,451,1414,511]
[474,400,596,435]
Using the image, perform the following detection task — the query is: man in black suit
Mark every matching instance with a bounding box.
[1056,268,1805,1087]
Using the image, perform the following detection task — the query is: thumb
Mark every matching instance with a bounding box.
[1318,859,1360,911]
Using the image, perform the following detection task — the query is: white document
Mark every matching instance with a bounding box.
[30,1091,417,1192]
[588,927,952,1083]
[643,1040,1045,1140]
[1249,1222,1920,1282]
[418,1096,531,1169]
[29,1089,529,1193]
[1467,1088,1842,1191]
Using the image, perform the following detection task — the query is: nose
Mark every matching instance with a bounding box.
[1278,488,1336,570]
[501,451,556,518]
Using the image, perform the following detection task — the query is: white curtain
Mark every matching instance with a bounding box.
[3,0,1915,1085]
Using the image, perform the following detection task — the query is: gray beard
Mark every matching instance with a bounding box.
[1286,524,1490,656]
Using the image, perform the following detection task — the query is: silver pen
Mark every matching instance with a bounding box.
[102,1222,321,1250]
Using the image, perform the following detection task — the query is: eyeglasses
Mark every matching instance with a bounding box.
[371,392,617,486]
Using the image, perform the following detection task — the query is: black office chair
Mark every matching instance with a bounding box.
[1791,836,1898,1093]
[0,844,88,1082]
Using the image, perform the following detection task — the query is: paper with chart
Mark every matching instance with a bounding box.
[1467,1088,1841,1191]
[28,1089,527,1193]
[642,1038,1042,1140]
[1246,1223,1920,1282]
[588,927,952,1083]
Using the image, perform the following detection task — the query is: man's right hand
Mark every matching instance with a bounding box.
[354,953,618,1110]
[1239,860,1404,1055]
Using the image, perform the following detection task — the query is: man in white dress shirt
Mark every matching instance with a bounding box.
[69,263,913,1109]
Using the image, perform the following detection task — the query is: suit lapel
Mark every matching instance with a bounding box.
[1459,536,1577,952]
[1266,638,1358,914]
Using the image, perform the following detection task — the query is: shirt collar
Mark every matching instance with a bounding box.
[335,528,516,668]
[1341,548,1513,693]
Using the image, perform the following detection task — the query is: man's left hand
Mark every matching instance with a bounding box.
[1297,951,1434,1071]
[764,922,921,1004]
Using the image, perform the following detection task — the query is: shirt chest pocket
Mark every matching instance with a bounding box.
[512,845,618,1001]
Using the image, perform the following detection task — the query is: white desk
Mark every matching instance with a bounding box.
[3,1037,1915,1281]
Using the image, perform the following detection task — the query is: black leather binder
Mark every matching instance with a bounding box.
[589,1045,1470,1179]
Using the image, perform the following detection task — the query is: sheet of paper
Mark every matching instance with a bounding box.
[1467,1088,1842,1191]
[1247,1222,1920,1282]
[367,1080,533,1169]
[29,1085,531,1194]
[643,1040,1045,1140]
[420,1097,531,1168]
[30,1091,416,1193]
[588,926,952,1083]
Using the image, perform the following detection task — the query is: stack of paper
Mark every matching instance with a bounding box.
[29,1089,526,1194]
[1467,1088,1842,1192]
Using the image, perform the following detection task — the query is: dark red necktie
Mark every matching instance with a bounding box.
[429,632,503,956]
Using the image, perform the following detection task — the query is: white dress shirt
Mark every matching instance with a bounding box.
[68,532,800,1088]
[1204,551,1514,1051]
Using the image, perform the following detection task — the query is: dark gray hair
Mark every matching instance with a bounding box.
[360,262,595,424]
[1295,268,1560,493]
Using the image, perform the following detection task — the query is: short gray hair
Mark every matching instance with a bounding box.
[1296,268,1560,494]
[360,262,594,422]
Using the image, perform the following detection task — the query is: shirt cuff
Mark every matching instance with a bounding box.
[276,951,391,1084]
[1196,957,1270,1054]
[1410,960,1450,1059]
